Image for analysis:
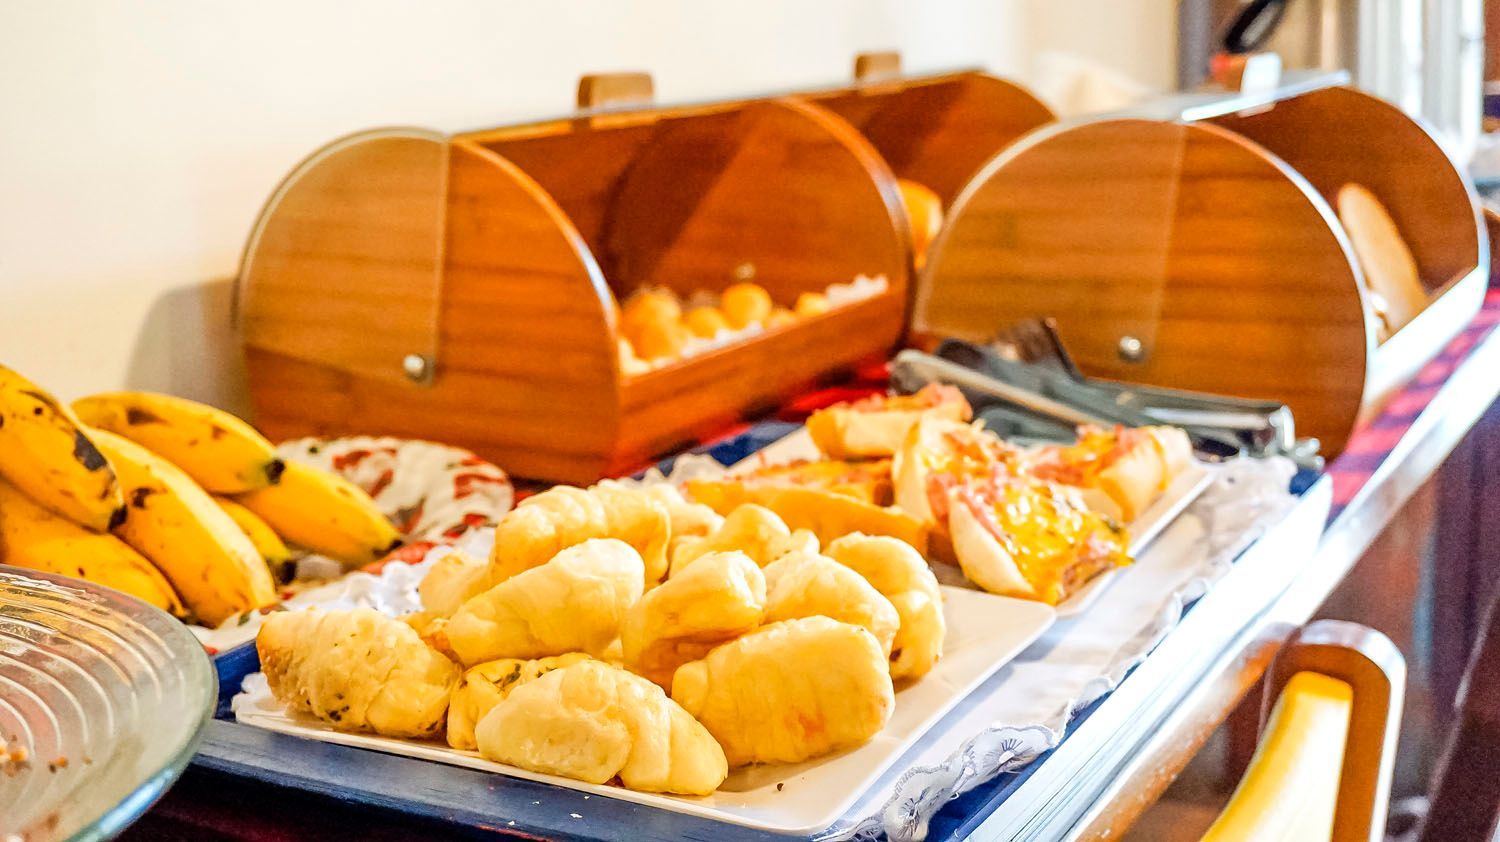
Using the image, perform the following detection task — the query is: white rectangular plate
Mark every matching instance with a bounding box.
[730,428,1214,619]
[1053,461,1213,618]
[234,586,1055,835]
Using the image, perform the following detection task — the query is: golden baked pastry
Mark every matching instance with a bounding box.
[1025,425,1193,522]
[807,384,972,460]
[632,317,692,361]
[684,306,732,338]
[620,288,682,333]
[947,475,1130,605]
[762,552,899,658]
[730,457,894,505]
[446,652,590,750]
[620,551,765,687]
[635,482,724,539]
[684,481,928,556]
[671,616,894,767]
[720,282,772,329]
[825,533,945,681]
[617,337,652,376]
[668,503,817,575]
[490,484,669,586]
[443,538,645,666]
[401,610,445,636]
[418,549,491,616]
[892,415,1021,529]
[1336,183,1429,336]
[475,660,727,795]
[766,307,797,328]
[794,291,831,318]
[257,607,460,738]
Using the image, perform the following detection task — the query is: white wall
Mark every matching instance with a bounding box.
[0,1,1174,414]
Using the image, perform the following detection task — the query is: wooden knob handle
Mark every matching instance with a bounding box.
[854,51,901,82]
[577,72,654,109]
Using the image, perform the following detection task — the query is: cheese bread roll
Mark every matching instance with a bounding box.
[490,484,669,586]
[672,616,894,767]
[825,533,945,681]
[257,607,459,738]
[476,660,727,795]
[418,549,491,616]
[668,503,816,575]
[444,539,644,666]
[762,552,899,658]
[620,551,765,688]
[446,653,590,750]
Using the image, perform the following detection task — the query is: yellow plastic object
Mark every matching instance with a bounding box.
[1202,671,1353,842]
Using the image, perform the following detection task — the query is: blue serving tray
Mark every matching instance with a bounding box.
[195,419,1317,841]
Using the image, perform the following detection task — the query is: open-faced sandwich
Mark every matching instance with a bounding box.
[726,456,894,505]
[1023,425,1193,522]
[805,383,972,459]
[891,416,1022,529]
[946,473,1131,605]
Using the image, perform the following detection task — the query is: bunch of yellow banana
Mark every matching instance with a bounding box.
[0,478,182,614]
[88,429,278,625]
[0,366,404,625]
[0,365,123,532]
[73,391,400,568]
[73,391,284,493]
[213,496,295,584]
[234,460,402,569]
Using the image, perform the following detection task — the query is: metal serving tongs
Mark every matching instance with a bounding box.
[890,321,1323,470]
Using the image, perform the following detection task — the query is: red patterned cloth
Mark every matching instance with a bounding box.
[1328,289,1500,519]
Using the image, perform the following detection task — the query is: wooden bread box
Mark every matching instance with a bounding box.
[798,51,1057,207]
[916,72,1489,456]
[238,75,915,483]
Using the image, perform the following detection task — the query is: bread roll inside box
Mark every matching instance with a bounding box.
[237,63,1055,482]
[917,72,1489,457]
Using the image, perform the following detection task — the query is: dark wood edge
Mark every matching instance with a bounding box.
[1266,620,1406,842]
[971,311,1500,840]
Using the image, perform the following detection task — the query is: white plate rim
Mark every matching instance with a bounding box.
[1053,462,1214,618]
[234,587,1055,835]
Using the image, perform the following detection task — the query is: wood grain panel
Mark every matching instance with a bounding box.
[245,139,624,483]
[1210,86,1484,292]
[808,73,1056,205]
[919,118,1372,454]
[611,292,906,472]
[471,124,659,265]
[603,98,910,305]
[245,88,911,482]
[917,120,1187,358]
[238,129,448,385]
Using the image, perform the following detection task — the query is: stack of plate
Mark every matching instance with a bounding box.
[0,566,214,841]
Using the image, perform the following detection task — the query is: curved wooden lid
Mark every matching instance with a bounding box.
[919,117,1370,453]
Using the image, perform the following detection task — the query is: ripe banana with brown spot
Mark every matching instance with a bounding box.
[91,428,277,626]
[214,495,296,585]
[0,365,124,532]
[0,478,183,615]
[72,391,283,494]
[235,460,401,569]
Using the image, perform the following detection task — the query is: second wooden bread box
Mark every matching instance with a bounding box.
[917,74,1489,456]
[238,78,918,483]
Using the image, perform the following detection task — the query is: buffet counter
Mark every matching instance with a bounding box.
[124,289,1500,842]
